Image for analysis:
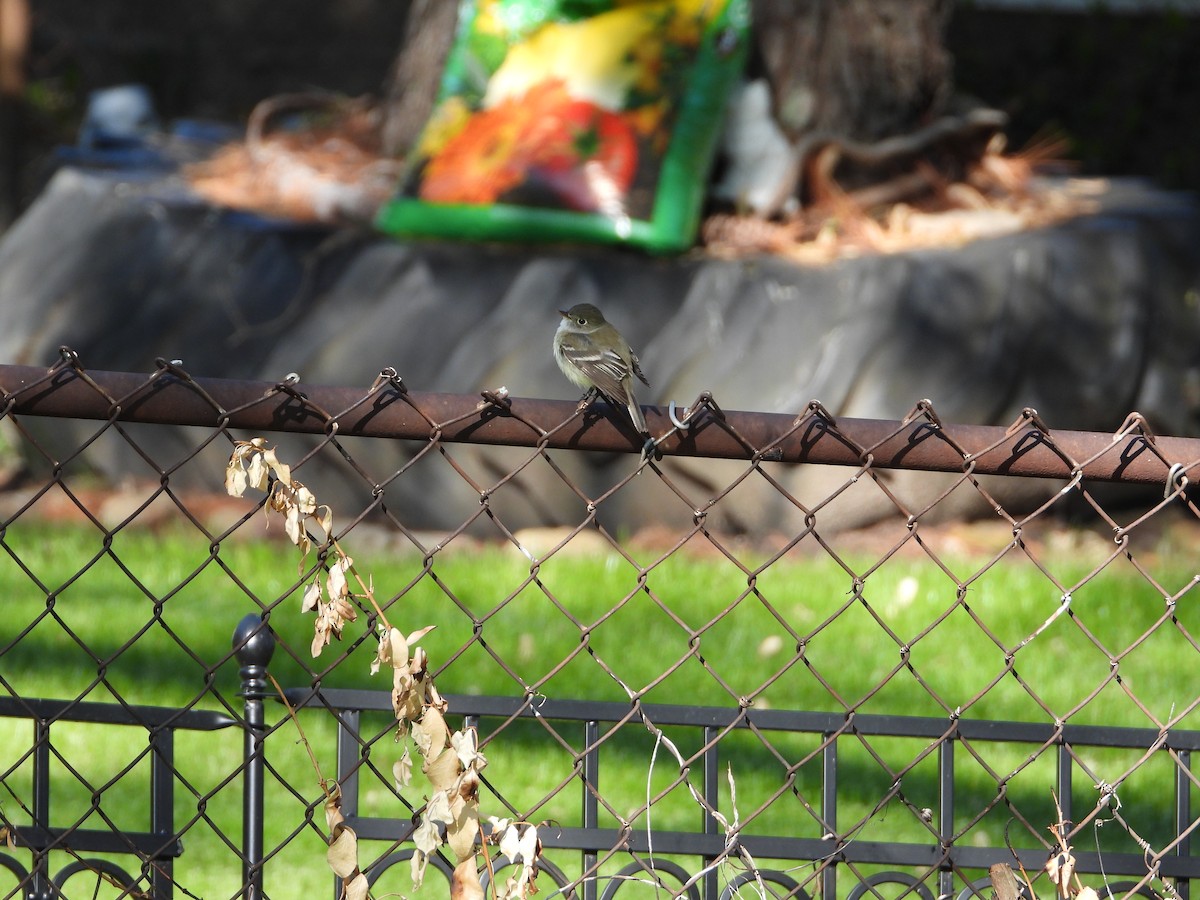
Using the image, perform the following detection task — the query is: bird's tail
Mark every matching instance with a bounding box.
[627,396,648,435]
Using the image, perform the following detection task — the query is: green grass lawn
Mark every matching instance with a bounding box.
[2,515,1199,900]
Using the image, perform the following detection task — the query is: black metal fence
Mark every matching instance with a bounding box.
[2,351,1200,900]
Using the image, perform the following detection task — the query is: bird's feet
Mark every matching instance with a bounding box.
[575,387,600,413]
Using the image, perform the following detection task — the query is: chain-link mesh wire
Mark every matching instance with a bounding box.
[2,351,1200,900]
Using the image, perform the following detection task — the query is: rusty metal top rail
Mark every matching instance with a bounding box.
[1,357,1198,485]
[4,350,1200,900]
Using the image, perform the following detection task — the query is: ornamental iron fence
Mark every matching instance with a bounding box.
[1,351,1200,900]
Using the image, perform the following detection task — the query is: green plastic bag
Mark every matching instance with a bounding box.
[376,0,750,253]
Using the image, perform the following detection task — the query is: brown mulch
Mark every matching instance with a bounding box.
[183,94,1099,263]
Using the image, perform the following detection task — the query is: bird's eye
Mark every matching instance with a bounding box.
[577,317,587,326]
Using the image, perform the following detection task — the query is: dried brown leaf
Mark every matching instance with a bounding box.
[372,626,408,676]
[407,624,437,646]
[311,628,330,658]
[225,462,248,497]
[1045,849,1075,898]
[393,749,413,789]
[410,813,443,888]
[293,483,316,515]
[447,789,480,863]
[410,645,429,679]
[264,446,291,484]
[425,790,453,827]
[301,579,321,613]
[499,823,538,867]
[324,785,344,833]
[425,681,448,714]
[452,859,485,900]
[410,850,428,889]
[344,872,370,900]
[414,707,450,758]
[423,746,462,794]
[285,504,304,548]
[327,825,359,878]
[392,670,416,720]
[246,450,269,492]
[327,557,349,600]
[452,728,486,773]
[457,767,480,802]
[333,597,358,625]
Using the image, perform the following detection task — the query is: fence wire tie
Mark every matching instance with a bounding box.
[1006,406,1044,437]
[697,391,720,418]
[796,399,837,431]
[480,386,512,411]
[1058,468,1084,496]
[668,391,718,432]
[913,398,943,429]
[1165,463,1188,499]
[373,367,407,394]
[667,400,692,431]
[1094,780,1122,813]
[1114,411,1156,444]
[51,346,124,412]
[153,357,194,383]
[266,372,303,399]
[1020,407,1051,433]
[657,397,710,459]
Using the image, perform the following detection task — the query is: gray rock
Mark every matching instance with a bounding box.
[1,169,1198,535]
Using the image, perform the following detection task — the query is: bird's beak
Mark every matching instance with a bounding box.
[558,309,569,318]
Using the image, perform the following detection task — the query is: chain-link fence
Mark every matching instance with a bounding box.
[2,351,1200,900]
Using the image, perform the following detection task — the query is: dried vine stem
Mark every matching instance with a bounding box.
[225,439,541,900]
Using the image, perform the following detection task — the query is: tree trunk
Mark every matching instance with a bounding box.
[750,0,955,143]
[0,0,30,229]
[379,0,459,158]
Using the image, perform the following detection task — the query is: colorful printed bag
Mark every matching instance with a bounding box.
[376,0,750,253]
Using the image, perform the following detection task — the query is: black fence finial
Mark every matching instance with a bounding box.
[233,613,276,699]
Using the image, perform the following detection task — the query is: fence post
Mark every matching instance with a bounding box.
[233,613,276,900]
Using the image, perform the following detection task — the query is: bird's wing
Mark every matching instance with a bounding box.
[559,334,634,405]
[630,352,650,387]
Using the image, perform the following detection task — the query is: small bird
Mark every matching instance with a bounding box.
[553,303,650,437]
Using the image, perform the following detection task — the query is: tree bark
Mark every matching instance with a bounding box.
[379,0,460,158]
[750,0,955,143]
[0,0,30,229]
